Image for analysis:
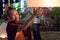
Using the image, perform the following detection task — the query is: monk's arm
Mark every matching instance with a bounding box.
[20,13,38,30]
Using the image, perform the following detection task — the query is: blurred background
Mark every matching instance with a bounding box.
[0,0,60,40]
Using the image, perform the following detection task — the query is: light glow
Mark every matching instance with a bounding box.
[28,0,60,7]
[0,35,7,38]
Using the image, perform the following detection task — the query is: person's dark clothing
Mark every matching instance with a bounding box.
[32,23,42,40]
[23,27,32,40]
[6,21,19,40]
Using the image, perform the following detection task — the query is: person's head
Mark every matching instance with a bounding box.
[7,7,19,22]
[36,8,43,16]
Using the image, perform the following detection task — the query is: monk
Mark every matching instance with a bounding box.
[6,7,40,40]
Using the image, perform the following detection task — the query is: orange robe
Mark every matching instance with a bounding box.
[15,31,25,40]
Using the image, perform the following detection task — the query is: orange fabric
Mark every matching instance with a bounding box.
[15,31,25,40]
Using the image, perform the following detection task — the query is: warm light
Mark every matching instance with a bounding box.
[0,35,7,38]
[28,0,60,7]
[0,36,5,38]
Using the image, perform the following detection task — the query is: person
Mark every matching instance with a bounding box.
[32,8,42,40]
[6,7,41,40]
[32,17,41,40]
[6,7,21,40]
